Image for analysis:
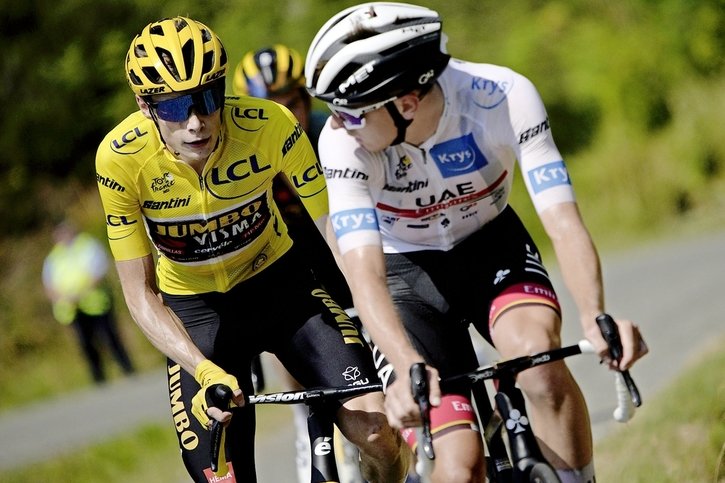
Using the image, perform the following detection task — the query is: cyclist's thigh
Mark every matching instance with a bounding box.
[273,290,377,389]
[440,205,561,348]
[490,303,562,359]
[430,429,485,483]
[384,253,480,385]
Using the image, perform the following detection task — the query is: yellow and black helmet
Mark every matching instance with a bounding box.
[125,16,227,96]
[233,44,305,98]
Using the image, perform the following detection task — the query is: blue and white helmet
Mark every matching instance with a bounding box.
[305,2,450,109]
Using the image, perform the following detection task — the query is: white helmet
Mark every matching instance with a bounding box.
[305,2,450,109]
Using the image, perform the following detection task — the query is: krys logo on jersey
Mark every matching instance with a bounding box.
[527,160,571,194]
[145,193,271,263]
[430,133,488,178]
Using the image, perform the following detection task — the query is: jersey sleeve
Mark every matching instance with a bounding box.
[507,73,576,213]
[318,120,383,255]
[276,106,329,222]
[95,138,152,261]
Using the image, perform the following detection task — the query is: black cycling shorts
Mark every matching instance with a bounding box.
[162,245,377,483]
[374,205,559,393]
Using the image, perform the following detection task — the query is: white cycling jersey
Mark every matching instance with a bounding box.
[318,59,576,254]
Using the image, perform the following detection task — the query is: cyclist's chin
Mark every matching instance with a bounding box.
[172,145,213,164]
[352,135,388,153]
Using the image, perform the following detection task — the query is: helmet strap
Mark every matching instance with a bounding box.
[384,102,413,146]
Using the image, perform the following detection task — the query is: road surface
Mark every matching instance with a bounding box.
[1,230,723,481]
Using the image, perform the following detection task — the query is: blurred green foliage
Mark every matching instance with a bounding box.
[0,0,722,234]
[1,0,724,407]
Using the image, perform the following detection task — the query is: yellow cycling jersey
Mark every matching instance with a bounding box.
[96,96,327,295]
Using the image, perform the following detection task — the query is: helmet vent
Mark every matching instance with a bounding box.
[141,66,162,85]
[134,44,148,59]
[174,17,188,32]
[180,40,195,81]
[203,51,215,76]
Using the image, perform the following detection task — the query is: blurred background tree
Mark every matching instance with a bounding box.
[1,0,723,406]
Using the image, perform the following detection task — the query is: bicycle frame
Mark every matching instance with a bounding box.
[208,383,382,483]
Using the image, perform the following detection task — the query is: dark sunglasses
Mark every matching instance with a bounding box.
[147,80,226,122]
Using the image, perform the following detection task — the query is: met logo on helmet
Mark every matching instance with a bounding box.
[339,62,375,94]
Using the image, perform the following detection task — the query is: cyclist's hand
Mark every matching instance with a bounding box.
[586,316,648,371]
[613,318,648,370]
[384,364,440,429]
[192,360,243,428]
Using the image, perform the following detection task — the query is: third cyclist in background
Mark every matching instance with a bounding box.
[233,44,369,483]
[305,3,649,483]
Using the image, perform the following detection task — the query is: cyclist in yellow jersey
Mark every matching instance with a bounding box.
[96,17,408,483]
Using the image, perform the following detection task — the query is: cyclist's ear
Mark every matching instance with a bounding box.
[136,96,153,119]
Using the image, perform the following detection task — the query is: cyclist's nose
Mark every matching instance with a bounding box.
[186,109,204,129]
[330,114,345,130]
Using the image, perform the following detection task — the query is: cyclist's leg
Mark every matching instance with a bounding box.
[382,254,485,483]
[273,286,408,483]
[337,391,412,483]
[162,290,258,483]
[266,355,311,483]
[461,207,594,481]
[489,303,594,479]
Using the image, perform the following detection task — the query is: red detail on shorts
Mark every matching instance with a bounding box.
[488,282,560,329]
[400,394,478,449]
[203,461,237,482]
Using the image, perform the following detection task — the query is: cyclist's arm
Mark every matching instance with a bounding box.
[115,255,205,376]
[539,203,647,369]
[317,122,440,427]
[538,203,606,342]
[340,244,439,428]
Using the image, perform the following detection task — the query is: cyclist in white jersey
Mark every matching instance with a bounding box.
[305,3,649,483]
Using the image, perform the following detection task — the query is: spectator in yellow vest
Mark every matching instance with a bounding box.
[42,220,135,383]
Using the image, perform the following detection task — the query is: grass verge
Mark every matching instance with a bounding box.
[594,337,725,482]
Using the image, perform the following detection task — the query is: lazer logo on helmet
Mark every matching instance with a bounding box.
[430,133,488,178]
[205,69,226,83]
[140,87,165,95]
[338,62,375,94]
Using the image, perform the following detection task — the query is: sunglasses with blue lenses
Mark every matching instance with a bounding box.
[147,80,226,122]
